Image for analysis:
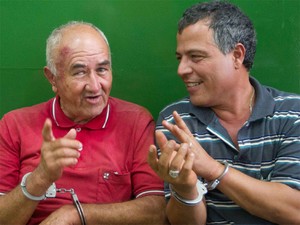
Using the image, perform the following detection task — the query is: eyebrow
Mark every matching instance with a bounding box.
[176,49,207,56]
[97,60,111,67]
[71,63,87,70]
[70,60,111,70]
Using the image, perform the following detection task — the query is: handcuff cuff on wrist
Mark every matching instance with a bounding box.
[169,180,207,206]
[205,161,229,190]
[169,161,229,206]
[20,172,87,225]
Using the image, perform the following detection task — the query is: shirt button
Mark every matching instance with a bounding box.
[75,128,81,132]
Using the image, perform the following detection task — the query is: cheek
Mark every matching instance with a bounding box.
[57,79,84,97]
[101,77,113,92]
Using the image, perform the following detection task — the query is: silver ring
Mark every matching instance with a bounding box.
[169,169,180,178]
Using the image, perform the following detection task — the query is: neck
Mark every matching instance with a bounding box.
[249,86,255,114]
[213,85,256,123]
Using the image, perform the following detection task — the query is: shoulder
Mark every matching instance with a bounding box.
[108,97,153,119]
[263,85,300,111]
[159,97,191,117]
[0,100,52,127]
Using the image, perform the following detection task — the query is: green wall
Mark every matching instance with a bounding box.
[1,0,299,120]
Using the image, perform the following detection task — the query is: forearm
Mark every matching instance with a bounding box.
[166,197,206,225]
[83,195,167,225]
[0,169,54,225]
[219,167,300,224]
[0,186,38,225]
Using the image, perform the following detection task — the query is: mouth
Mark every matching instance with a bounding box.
[85,95,102,104]
[186,82,201,87]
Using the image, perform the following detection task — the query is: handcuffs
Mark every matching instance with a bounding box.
[20,172,87,225]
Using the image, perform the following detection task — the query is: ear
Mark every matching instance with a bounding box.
[232,43,246,69]
[44,66,58,93]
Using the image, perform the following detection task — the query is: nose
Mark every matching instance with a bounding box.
[86,71,101,92]
[177,57,192,78]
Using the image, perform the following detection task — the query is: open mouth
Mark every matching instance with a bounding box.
[186,82,201,87]
[85,95,101,104]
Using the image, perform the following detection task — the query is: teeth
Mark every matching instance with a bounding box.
[187,83,200,87]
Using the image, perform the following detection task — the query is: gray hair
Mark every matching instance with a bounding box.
[178,1,256,71]
[46,21,110,75]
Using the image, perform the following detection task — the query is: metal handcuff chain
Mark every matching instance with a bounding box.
[20,172,87,225]
[56,188,87,225]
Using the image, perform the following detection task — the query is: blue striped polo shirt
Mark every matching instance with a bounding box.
[156,77,300,224]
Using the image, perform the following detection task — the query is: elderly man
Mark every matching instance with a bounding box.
[0,21,166,224]
[148,1,300,224]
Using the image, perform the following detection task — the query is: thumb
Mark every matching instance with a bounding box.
[42,118,55,142]
[147,145,159,171]
[64,128,77,140]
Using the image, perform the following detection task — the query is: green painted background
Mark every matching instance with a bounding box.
[0,0,299,120]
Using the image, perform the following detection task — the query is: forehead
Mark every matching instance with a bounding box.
[176,20,216,51]
[57,25,110,61]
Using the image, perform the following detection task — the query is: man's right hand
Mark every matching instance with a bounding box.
[36,118,82,184]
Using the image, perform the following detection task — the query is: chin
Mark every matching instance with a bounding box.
[190,96,206,107]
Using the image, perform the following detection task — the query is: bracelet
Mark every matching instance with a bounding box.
[169,180,207,206]
[20,172,57,201]
[205,161,229,190]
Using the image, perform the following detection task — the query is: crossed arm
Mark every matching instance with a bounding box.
[148,111,300,225]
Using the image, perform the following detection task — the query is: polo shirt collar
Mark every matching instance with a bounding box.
[51,96,110,129]
[249,76,275,121]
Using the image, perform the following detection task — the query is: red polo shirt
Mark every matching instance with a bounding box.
[0,96,164,224]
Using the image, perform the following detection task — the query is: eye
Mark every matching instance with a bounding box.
[191,55,204,62]
[73,70,86,76]
[96,67,109,75]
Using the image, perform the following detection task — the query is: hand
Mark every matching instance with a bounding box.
[36,119,82,184]
[148,130,199,199]
[39,205,80,225]
[162,111,223,181]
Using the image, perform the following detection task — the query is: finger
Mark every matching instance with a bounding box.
[62,129,83,151]
[173,111,193,137]
[64,128,77,140]
[169,143,189,171]
[162,120,191,145]
[42,118,55,142]
[180,152,195,177]
[155,130,169,150]
[158,139,178,168]
[147,145,159,172]
[56,157,79,167]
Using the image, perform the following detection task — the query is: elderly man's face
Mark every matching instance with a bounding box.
[50,25,112,124]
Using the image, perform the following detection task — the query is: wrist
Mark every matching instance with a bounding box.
[20,172,56,201]
[205,161,229,190]
[170,180,207,206]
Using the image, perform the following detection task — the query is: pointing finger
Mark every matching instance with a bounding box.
[42,118,55,142]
